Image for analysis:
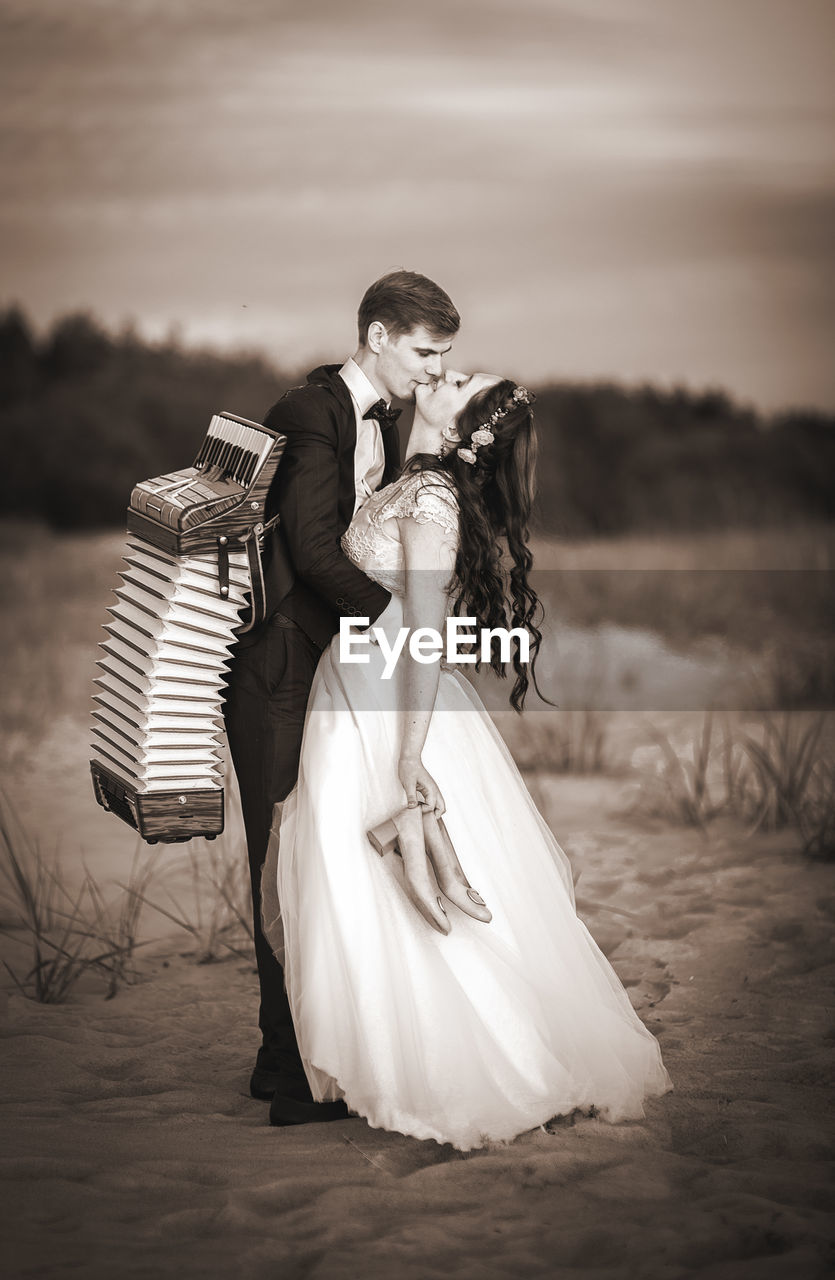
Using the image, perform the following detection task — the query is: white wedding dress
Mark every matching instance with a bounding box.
[269,471,671,1150]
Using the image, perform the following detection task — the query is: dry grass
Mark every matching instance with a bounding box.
[0,772,253,1001]
[129,833,254,964]
[0,791,157,1002]
[632,710,835,857]
[83,841,163,997]
[501,708,611,775]
[797,762,835,859]
[736,713,828,832]
[635,711,735,829]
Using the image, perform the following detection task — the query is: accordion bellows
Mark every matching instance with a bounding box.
[90,411,285,843]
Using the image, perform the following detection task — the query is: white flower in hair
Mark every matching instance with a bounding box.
[456,385,535,464]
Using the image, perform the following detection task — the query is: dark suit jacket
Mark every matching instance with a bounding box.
[244,364,401,650]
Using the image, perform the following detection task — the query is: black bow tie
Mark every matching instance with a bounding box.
[363,399,401,431]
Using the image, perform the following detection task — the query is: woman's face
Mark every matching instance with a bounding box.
[414,371,502,449]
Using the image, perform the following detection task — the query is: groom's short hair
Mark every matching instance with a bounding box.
[357,270,460,345]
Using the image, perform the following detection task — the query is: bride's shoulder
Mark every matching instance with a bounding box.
[375,469,459,533]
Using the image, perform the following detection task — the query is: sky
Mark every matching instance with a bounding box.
[1,0,833,411]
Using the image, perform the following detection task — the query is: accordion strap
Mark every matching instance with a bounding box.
[236,514,281,635]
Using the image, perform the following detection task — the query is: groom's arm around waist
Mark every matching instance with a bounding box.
[264,391,390,623]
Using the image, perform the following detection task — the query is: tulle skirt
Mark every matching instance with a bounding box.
[268,601,672,1150]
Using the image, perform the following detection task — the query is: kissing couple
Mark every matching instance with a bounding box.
[223,269,671,1150]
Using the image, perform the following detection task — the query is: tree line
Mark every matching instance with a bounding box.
[0,306,832,535]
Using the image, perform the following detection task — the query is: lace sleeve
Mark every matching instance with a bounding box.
[373,472,459,539]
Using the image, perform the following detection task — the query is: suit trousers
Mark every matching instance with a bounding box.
[223,612,324,1078]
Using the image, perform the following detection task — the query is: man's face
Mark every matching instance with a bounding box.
[375,325,455,402]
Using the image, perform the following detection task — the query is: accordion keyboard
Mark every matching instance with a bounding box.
[193,414,274,486]
[129,412,280,538]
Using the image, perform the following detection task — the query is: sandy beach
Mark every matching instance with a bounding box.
[2,766,833,1280]
[1,524,832,1277]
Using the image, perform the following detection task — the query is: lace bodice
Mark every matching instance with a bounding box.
[341,471,459,595]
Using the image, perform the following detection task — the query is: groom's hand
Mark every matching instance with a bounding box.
[399,755,445,817]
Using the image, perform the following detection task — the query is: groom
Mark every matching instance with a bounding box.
[224,270,460,1125]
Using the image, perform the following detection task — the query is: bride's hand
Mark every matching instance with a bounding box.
[399,754,446,817]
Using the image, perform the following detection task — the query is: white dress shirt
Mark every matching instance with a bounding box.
[338,358,387,517]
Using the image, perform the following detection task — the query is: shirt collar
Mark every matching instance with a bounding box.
[338,357,388,415]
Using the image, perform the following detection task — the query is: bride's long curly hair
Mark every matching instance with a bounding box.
[402,378,548,713]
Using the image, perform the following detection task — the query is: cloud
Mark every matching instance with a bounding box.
[1,0,833,409]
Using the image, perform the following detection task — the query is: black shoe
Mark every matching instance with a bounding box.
[249,1065,283,1100]
[269,1092,349,1126]
[250,1043,313,1102]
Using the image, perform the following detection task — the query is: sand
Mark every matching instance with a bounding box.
[2,771,833,1280]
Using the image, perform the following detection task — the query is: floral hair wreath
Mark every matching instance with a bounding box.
[457,385,536,465]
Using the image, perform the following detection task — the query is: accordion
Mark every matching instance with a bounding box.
[90,411,285,843]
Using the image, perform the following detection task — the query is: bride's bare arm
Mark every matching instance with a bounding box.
[397,512,458,813]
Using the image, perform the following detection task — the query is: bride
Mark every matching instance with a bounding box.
[265,371,672,1150]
